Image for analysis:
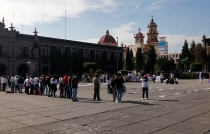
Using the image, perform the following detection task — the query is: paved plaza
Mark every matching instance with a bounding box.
[0,79,210,134]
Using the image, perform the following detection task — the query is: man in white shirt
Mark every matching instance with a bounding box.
[24,77,30,95]
[10,75,15,92]
[14,75,20,93]
[30,76,34,94]
[34,75,39,94]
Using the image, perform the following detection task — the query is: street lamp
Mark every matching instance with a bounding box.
[116,37,118,73]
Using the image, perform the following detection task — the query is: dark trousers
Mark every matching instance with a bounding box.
[30,85,34,94]
[160,78,163,83]
[94,88,100,100]
[142,87,148,98]
[25,86,30,94]
[3,83,6,91]
[15,85,20,92]
[51,84,56,97]
[59,83,64,97]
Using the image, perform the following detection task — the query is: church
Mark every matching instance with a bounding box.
[0,17,124,76]
[128,17,159,58]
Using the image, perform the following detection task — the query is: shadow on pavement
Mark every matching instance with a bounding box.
[157,99,179,102]
[121,100,156,105]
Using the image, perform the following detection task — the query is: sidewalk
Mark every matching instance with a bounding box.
[0,79,210,134]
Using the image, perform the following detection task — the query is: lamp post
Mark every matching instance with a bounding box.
[116,37,118,73]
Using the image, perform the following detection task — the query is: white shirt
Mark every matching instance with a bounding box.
[106,79,111,85]
[14,77,19,85]
[140,78,149,88]
[30,78,34,85]
[24,79,30,86]
[34,77,39,84]
[51,78,58,84]
[1,78,8,83]
[10,77,15,82]
[59,77,63,84]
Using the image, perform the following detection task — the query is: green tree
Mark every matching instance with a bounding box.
[154,57,175,73]
[190,40,196,61]
[181,57,191,74]
[135,47,144,72]
[129,49,135,70]
[180,39,191,60]
[146,46,157,73]
[190,63,203,72]
[125,48,131,70]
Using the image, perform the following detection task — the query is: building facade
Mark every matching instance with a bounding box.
[158,37,168,54]
[0,18,123,76]
[157,52,180,63]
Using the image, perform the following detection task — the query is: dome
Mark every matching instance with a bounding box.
[98,30,117,46]
[136,28,143,36]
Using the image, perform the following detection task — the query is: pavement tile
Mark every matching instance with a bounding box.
[113,113,150,123]
[184,116,210,125]
[49,113,81,120]
[0,118,13,124]
[0,127,45,134]
[6,114,43,121]
[152,129,190,134]
[167,122,210,134]
[17,117,58,126]
[0,122,26,132]
[0,111,29,118]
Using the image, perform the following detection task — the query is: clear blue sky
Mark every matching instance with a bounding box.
[1,0,210,53]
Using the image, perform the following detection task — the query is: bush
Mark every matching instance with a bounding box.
[119,70,128,75]
[84,62,97,73]
[190,63,203,72]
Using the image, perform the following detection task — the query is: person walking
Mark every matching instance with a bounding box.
[1,75,8,92]
[71,73,79,102]
[115,73,124,102]
[92,73,101,101]
[24,77,31,95]
[140,75,149,100]
[18,76,24,93]
[50,75,58,97]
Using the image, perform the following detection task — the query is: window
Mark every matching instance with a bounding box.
[21,47,28,57]
[84,52,89,60]
[42,49,48,58]
[0,45,2,56]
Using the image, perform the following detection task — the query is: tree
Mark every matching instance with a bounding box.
[190,40,196,61]
[129,49,135,70]
[180,39,191,60]
[125,48,131,70]
[181,57,191,74]
[146,46,157,73]
[135,47,144,72]
[190,63,203,72]
[154,57,175,73]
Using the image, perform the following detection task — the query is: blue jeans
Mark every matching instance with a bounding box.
[11,82,15,92]
[42,85,48,95]
[68,87,72,99]
[19,84,23,92]
[34,84,39,91]
[116,88,123,101]
[72,88,77,100]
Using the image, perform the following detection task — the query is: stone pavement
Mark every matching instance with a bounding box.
[0,79,210,134]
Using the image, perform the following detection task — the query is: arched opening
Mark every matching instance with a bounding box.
[0,63,6,75]
[18,64,28,77]
[42,66,48,75]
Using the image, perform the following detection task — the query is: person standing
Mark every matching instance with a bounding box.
[30,76,34,94]
[106,75,111,93]
[160,73,164,84]
[111,75,117,102]
[59,75,64,97]
[50,75,58,97]
[14,75,20,93]
[18,76,24,93]
[140,75,149,100]
[68,73,73,99]
[63,73,69,98]
[46,74,52,97]
[34,75,39,94]
[8,75,11,88]
[71,73,79,102]
[24,77,31,95]
[199,72,204,83]
[115,73,124,102]
[92,73,101,101]
[152,74,156,83]
[10,75,15,92]
[1,75,8,92]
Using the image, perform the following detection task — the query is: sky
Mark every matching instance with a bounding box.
[0,0,210,53]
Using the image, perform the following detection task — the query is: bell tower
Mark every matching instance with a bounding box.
[147,16,159,45]
[134,28,144,48]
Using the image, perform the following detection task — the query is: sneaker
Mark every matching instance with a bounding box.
[115,100,118,102]
[74,99,78,101]
[142,98,144,100]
